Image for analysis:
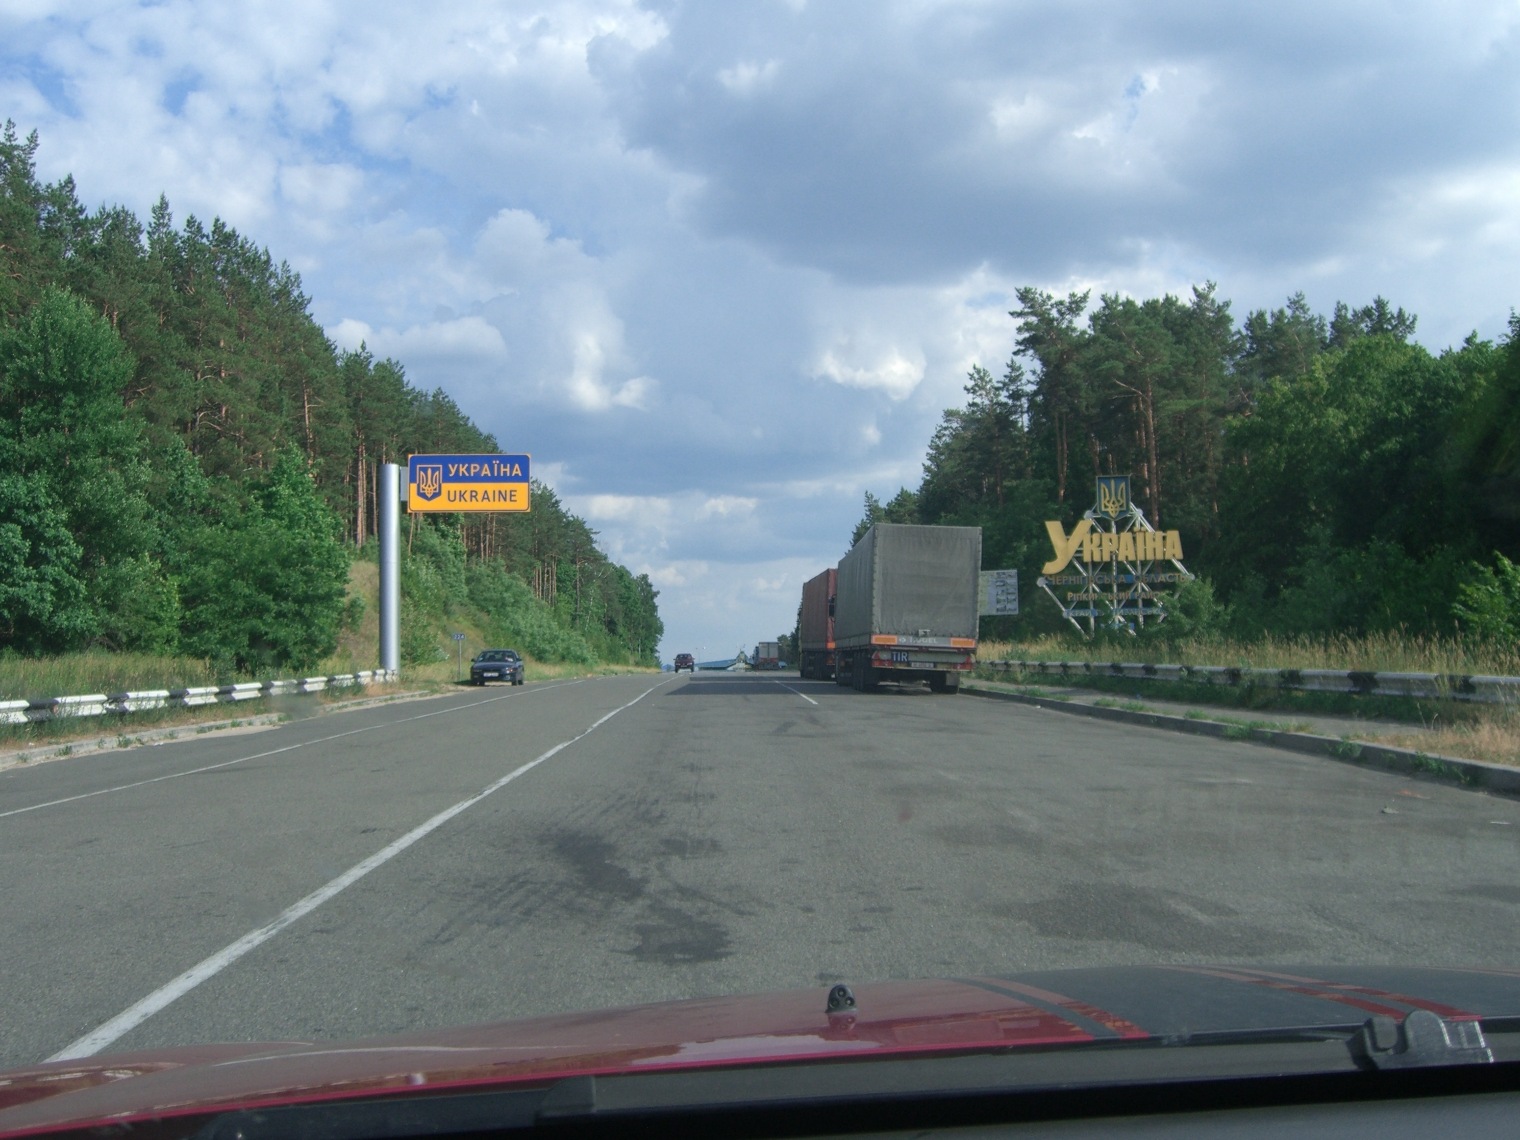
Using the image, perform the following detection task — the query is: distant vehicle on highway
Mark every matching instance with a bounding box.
[470,648,524,686]
[673,653,696,672]
[752,641,781,670]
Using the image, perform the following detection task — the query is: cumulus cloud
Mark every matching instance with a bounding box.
[597,0,1520,296]
[718,58,781,94]
[812,345,924,400]
[7,0,1518,655]
[348,316,511,370]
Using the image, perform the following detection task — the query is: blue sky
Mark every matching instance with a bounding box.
[4,0,1518,659]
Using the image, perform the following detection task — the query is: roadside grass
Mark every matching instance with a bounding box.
[1181,709,1315,734]
[1065,689,1313,732]
[1092,698,1151,713]
[321,558,381,675]
[977,631,1520,676]
[1349,709,1520,771]
[0,703,284,757]
[974,666,1455,724]
[0,651,226,701]
[973,661,1520,770]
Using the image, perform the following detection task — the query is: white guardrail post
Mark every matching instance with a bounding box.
[0,670,398,727]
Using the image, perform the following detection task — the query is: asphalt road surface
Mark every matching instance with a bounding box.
[3,672,1517,1070]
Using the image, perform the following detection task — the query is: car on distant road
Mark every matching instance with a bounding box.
[470,648,524,686]
[673,653,696,672]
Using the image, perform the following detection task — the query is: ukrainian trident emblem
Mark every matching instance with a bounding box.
[415,464,443,501]
[1096,476,1130,518]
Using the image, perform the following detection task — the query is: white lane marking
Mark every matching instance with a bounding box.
[46,677,671,1062]
[0,680,586,821]
[773,681,819,706]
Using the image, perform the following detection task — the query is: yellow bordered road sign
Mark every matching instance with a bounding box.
[407,453,531,512]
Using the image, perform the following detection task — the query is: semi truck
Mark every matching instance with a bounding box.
[753,641,781,670]
[831,523,981,693]
[798,568,837,680]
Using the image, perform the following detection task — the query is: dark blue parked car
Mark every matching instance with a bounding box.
[470,648,524,686]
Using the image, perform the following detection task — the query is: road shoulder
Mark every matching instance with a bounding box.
[963,679,1520,800]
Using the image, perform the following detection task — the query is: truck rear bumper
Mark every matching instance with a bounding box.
[870,649,974,672]
[835,646,974,691]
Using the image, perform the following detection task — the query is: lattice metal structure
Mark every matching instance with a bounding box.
[1037,476,1193,636]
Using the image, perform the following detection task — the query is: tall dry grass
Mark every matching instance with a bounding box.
[1354,708,1520,770]
[0,652,225,701]
[978,631,1520,677]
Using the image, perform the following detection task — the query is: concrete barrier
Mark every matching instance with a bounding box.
[981,659,1520,704]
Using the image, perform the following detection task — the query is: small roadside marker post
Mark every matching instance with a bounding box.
[453,632,466,681]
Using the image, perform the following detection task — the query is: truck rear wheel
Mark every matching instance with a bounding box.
[854,659,878,692]
[928,672,958,693]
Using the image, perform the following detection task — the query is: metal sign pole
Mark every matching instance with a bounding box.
[379,463,400,675]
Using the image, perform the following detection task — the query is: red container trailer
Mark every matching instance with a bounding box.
[799,568,837,680]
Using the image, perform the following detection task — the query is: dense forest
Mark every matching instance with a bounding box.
[0,123,662,673]
[857,284,1520,645]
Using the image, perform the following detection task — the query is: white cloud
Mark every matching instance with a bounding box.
[333,315,508,369]
[578,493,675,525]
[696,496,759,520]
[475,208,592,284]
[718,59,781,95]
[277,162,366,239]
[812,344,925,400]
[8,0,1519,657]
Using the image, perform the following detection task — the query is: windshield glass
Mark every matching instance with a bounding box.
[1,0,1518,1114]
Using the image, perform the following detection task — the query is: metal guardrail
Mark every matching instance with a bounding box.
[0,669,399,725]
[981,659,1520,704]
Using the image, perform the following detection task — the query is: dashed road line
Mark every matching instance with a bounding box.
[46,676,670,1062]
[1,680,586,821]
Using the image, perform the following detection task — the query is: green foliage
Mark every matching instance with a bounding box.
[466,562,594,664]
[850,486,921,547]
[1137,577,1231,645]
[0,287,163,652]
[404,519,470,615]
[1237,292,1326,396]
[93,554,181,654]
[867,282,1516,649]
[0,124,660,674]
[1453,553,1520,643]
[1451,315,1520,550]
[173,451,350,674]
[399,597,445,666]
[0,481,91,651]
[1210,333,1487,635]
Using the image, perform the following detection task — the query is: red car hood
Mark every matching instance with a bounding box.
[3,965,1518,1137]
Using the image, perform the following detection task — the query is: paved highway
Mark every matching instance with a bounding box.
[3,672,1517,1070]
